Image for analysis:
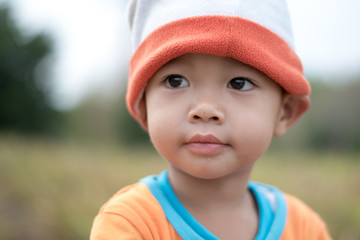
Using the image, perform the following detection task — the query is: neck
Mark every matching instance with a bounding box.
[168,166,253,210]
[167,166,259,239]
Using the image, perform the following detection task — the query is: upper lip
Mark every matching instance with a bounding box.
[187,134,224,144]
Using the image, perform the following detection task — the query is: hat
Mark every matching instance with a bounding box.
[126,0,310,124]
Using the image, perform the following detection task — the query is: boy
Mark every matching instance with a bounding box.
[91,0,332,239]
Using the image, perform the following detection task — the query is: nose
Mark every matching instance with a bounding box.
[188,102,225,124]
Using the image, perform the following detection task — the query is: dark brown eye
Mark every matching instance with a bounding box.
[165,75,189,88]
[227,77,254,90]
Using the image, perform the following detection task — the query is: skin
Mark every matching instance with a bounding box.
[139,53,309,240]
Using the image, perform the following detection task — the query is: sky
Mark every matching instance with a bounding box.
[1,0,360,109]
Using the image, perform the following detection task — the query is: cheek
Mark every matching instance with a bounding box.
[232,114,274,158]
[229,100,280,159]
[247,117,274,148]
[146,96,184,155]
[147,113,182,165]
[146,94,183,132]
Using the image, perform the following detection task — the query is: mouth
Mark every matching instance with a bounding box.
[186,134,228,156]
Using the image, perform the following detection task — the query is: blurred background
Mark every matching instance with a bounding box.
[0,0,359,239]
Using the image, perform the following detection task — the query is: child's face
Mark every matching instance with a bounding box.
[143,53,285,179]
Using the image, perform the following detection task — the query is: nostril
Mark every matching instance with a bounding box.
[192,114,220,121]
[188,105,224,124]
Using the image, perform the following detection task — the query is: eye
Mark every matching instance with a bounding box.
[227,77,254,91]
[164,75,190,88]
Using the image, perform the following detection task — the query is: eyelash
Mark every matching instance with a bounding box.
[227,77,255,91]
[164,75,189,88]
[162,75,255,91]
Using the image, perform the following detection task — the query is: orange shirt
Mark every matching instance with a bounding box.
[91,177,331,240]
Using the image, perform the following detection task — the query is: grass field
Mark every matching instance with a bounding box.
[0,135,359,240]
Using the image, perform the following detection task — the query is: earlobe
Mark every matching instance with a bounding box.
[274,94,310,137]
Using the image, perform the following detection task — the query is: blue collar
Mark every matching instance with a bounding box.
[141,171,287,239]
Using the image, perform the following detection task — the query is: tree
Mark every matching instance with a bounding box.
[0,5,61,135]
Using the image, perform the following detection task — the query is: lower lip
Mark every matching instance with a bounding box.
[186,143,227,155]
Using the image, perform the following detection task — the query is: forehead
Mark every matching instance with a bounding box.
[164,53,247,69]
[158,53,272,83]
[152,53,281,91]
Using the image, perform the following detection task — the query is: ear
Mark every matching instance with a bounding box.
[274,94,310,137]
[138,96,149,131]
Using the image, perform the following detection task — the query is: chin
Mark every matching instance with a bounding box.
[183,167,236,181]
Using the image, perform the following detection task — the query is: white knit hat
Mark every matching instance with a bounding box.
[126,0,310,125]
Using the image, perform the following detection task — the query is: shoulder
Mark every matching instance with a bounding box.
[99,182,162,216]
[281,194,332,240]
[284,194,325,227]
[90,182,179,240]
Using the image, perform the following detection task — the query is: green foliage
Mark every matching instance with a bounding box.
[62,94,119,143]
[271,79,360,152]
[116,95,151,148]
[0,5,62,135]
[60,89,151,147]
[309,80,360,151]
